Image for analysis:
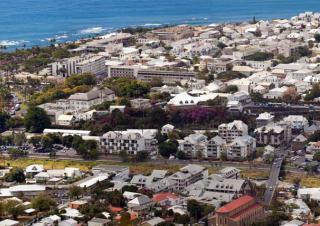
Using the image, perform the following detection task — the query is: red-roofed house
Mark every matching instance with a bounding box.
[209,195,265,226]
[152,192,181,206]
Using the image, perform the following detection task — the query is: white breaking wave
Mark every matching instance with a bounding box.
[143,23,162,27]
[80,27,105,34]
[55,34,68,39]
[0,40,28,46]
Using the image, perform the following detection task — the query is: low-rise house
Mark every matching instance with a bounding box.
[75,174,109,188]
[25,164,44,177]
[229,91,250,104]
[130,98,151,109]
[69,200,88,209]
[43,129,91,137]
[298,188,320,202]
[127,195,153,216]
[227,100,243,113]
[161,124,175,134]
[0,185,46,198]
[109,105,126,113]
[252,85,268,94]
[227,78,253,93]
[308,141,320,152]
[91,165,129,181]
[232,65,256,77]
[152,192,182,207]
[218,167,241,179]
[88,218,111,226]
[0,219,20,226]
[281,220,305,226]
[56,114,75,126]
[285,198,311,219]
[263,86,289,99]
[292,134,308,152]
[141,217,165,226]
[304,124,320,137]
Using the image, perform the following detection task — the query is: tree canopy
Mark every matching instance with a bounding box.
[24,106,51,133]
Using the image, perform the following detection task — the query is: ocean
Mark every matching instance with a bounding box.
[0,0,320,48]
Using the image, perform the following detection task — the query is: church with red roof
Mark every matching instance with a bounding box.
[209,195,265,226]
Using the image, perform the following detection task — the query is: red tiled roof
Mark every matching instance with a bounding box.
[216,195,255,213]
[153,192,178,202]
[230,203,263,221]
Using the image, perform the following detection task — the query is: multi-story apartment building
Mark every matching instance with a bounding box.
[168,164,208,191]
[276,120,293,144]
[218,120,248,142]
[206,136,227,159]
[50,54,106,77]
[100,129,158,155]
[75,55,106,75]
[209,195,265,226]
[254,124,285,147]
[178,134,208,158]
[227,136,256,160]
[137,69,196,85]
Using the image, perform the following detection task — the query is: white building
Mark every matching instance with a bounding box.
[263,86,288,99]
[178,133,208,158]
[101,129,158,154]
[68,87,115,111]
[218,120,248,142]
[50,54,106,77]
[168,164,208,191]
[227,135,256,160]
[256,112,275,127]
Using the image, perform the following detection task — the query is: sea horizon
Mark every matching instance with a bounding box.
[1,0,320,49]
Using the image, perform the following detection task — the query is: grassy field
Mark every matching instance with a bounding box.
[284,172,320,188]
[1,158,270,181]
[2,158,97,171]
[241,170,269,179]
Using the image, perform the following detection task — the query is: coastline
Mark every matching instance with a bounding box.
[0,12,311,51]
[0,16,287,52]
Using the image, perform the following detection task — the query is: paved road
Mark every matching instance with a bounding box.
[263,157,283,205]
[263,145,290,205]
